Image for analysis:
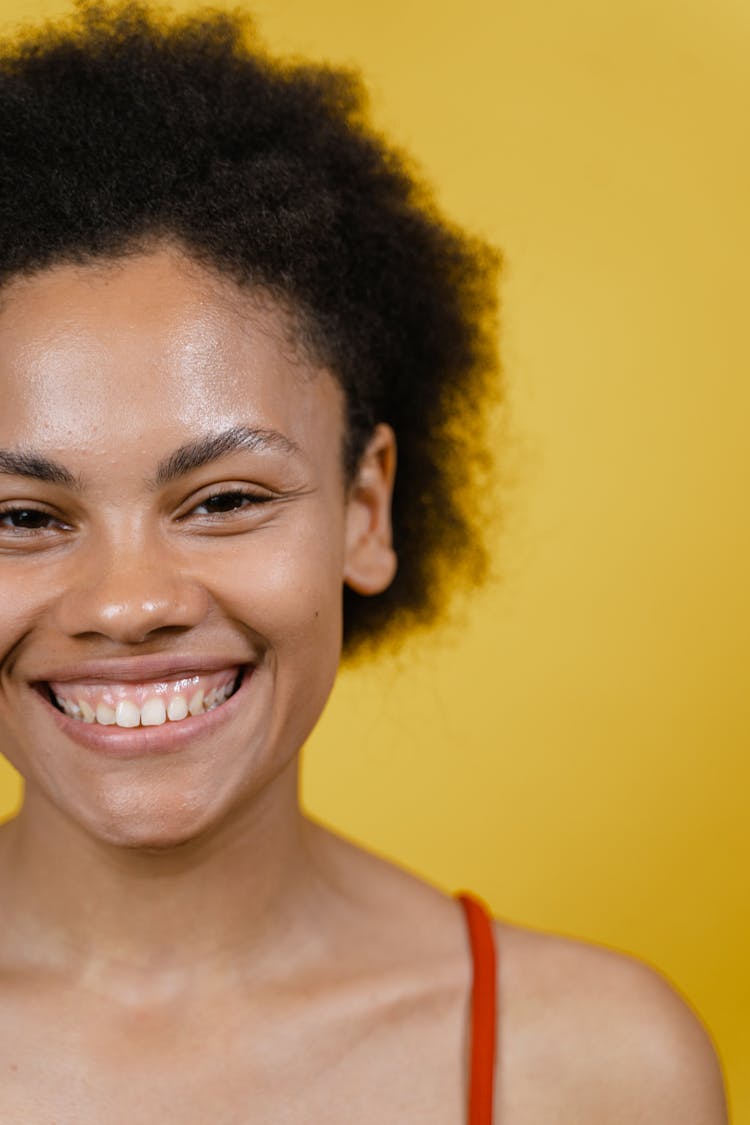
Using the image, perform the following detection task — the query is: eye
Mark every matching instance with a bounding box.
[0,506,61,532]
[191,489,274,516]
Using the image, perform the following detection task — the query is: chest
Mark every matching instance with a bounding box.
[0,976,471,1125]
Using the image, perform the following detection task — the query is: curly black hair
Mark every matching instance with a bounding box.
[0,1,502,657]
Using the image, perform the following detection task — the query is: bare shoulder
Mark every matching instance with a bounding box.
[494,919,728,1124]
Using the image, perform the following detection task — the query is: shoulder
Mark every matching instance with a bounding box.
[494,919,728,1124]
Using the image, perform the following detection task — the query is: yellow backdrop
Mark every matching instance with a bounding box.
[0,0,747,1117]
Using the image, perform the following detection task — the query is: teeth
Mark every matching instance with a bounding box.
[53,678,237,726]
[188,690,204,716]
[96,702,116,726]
[79,700,96,724]
[141,698,167,726]
[115,700,140,728]
[167,695,188,721]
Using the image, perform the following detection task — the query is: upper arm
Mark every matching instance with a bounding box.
[495,921,729,1125]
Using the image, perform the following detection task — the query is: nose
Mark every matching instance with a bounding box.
[52,546,211,645]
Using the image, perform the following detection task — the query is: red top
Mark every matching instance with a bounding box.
[456,892,497,1125]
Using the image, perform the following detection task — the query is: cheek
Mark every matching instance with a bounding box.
[200,509,347,655]
[0,576,47,773]
[195,515,347,766]
[0,562,55,667]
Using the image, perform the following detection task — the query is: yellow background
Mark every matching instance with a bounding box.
[0,0,747,1116]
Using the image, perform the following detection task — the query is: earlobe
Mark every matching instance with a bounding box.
[343,423,398,596]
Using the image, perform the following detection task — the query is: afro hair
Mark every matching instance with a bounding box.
[0,1,502,656]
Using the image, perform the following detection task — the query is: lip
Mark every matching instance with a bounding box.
[34,664,254,759]
[33,653,252,685]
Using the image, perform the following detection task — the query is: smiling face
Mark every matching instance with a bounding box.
[0,245,396,848]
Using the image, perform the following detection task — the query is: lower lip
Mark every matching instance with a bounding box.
[36,668,254,759]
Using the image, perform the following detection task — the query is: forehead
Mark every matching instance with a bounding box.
[0,246,344,475]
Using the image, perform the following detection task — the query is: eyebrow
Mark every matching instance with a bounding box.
[0,427,302,491]
[0,449,80,488]
[151,426,303,486]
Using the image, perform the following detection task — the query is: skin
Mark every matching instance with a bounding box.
[0,245,728,1123]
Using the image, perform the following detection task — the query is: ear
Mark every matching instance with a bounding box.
[343,423,398,596]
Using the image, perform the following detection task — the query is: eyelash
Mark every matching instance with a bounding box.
[0,505,67,535]
[188,488,276,518]
[0,489,275,537]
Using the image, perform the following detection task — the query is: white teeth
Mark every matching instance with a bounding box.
[188,690,204,716]
[53,677,237,726]
[115,700,140,728]
[95,702,116,726]
[167,695,188,721]
[79,700,96,724]
[141,698,167,726]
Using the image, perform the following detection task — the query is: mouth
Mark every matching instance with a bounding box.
[43,666,245,728]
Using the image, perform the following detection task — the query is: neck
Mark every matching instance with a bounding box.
[0,759,341,999]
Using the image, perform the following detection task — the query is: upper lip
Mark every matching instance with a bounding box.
[33,654,251,685]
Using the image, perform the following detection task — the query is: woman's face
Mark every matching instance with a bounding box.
[0,246,395,847]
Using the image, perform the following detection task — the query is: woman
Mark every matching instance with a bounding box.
[0,4,728,1120]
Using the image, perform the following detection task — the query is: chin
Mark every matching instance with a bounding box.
[92,811,219,853]
[70,775,245,852]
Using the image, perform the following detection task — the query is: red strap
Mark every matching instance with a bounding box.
[457,892,497,1125]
